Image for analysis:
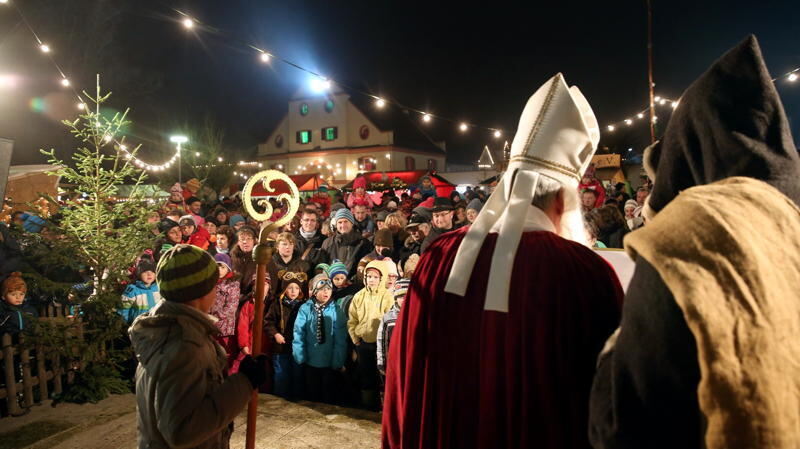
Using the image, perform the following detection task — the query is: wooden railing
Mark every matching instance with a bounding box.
[0,302,78,418]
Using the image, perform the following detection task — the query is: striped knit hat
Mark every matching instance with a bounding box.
[333,208,355,225]
[326,260,348,279]
[156,244,218,302]
[393,278,410,303]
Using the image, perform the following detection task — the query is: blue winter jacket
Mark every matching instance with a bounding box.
[118,281,161,325]
[292,299,347,369]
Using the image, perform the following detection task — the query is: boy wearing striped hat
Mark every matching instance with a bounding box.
[129,245,267,449]
[292,273,347,404]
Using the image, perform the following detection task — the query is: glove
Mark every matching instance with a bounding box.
[239,354,269,389]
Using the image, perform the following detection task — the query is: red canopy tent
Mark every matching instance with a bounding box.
[342,170,455,198]
[237,173,323,197]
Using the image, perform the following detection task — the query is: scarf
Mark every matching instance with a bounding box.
[216,247,229,254]
[279,295,303,333]
[313,300,327,344]
[299,228,317,241]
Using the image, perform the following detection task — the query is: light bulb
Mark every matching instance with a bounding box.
[493,130,502,138]
[260,52,271,63]
[39,44,50,53]
[422,113,432,123]
[607,125,615,132]
[789,73,799,82]
[60,78,70,87]
[625,119,633,125]
[375,98,386,108]
[637,113,644,119]
[459,123,468,132]
[182,18,194,29]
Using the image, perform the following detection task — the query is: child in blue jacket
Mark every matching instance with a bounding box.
[118,258,161,325]
[293,273,347,404]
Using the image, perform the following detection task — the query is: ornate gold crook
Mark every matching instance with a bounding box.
[241,169,300,244]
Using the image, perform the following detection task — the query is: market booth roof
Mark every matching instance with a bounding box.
[342,170,455,197]
[247,173,323,197]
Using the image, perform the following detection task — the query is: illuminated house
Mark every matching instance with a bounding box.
[257,86,447,186]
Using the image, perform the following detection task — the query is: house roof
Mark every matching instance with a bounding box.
[348,94,447,156]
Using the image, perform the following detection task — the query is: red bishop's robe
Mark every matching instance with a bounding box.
[382,228,623,449]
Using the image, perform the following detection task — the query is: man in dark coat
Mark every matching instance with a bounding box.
[293,208,329,270]
[321,208,373,280]
[420,197,462,254]
[589,36,800,449]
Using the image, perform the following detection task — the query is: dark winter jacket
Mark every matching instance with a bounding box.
[0,300,38,335]
[264,297,304,355]
[293,230,329,270]
[597,226,629,250]
[589,258,701,449]
[267,254,311,292]
[420,223,463,254]
[399,235,423,267]
[320,230,373,279]
[230,245,255,297]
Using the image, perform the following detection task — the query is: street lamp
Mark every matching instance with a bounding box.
[170,135,188,183]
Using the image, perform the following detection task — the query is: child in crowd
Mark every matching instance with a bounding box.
[264,270,308,399]
[383,258,399,290]
[214,225,235,255]
[346,176,374,209]
[118,257,161,325]
[232,272,272,391]
[348,260,394,409]
[293,274,347,404]
[377,278,410,404]
[228,214,246,231]
[210,253,240,369]
[179,215,210,250]
[0,272,37,335]
[327,260,360,316]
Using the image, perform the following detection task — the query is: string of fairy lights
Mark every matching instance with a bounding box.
[4,0,800,171]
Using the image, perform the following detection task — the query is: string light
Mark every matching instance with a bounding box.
[13,3,800,157]
[77,102,85,110]
[607,125,615,132]
[493,130,502,138]
[60,78,70,87]
[459,123,468,132]
[624,119,633,125]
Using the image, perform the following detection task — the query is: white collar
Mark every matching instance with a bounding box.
[490,205,556,234]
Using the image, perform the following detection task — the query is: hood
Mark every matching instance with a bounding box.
[645,35,800,217]
[128,300,219,366]
[363,259,388,293]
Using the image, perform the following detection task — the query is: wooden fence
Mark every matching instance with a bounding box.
[0,303,78,418]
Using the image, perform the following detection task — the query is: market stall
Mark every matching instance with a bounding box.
[342,170,455,197]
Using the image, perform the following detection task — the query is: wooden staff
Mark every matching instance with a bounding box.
[241,170,299,449]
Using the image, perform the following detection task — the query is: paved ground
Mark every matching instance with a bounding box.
[0,394,382,449]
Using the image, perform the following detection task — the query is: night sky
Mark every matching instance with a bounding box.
[1,0,799,169]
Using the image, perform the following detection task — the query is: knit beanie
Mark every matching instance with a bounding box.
[136,258,157,277]
[315,263,330,275]
[393,278,410,303]
[333,208,355,225]
[353,176,367,190]
[374,229,394,248]
[309,273,333,297]
[466,198,483,213]
[2,272,27,296]
[326,260,349,279]
[214,253,233,272]
[624,199,639,211]
[228,214,245,227]
[158,218,180,234]
[156,245,218,302]
[179,215,196,227]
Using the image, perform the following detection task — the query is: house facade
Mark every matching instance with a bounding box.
[257,87,447,186]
